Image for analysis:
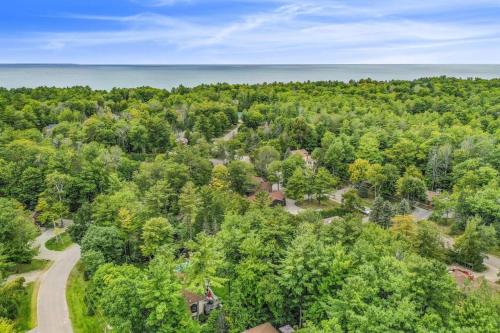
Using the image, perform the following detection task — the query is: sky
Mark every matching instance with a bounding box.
[1,0,499,64]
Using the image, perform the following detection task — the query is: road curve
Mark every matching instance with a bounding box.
[25,223,81,333]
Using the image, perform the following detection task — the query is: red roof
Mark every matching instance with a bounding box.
[270,191,285,201]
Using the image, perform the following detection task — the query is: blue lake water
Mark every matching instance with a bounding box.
[0,64,499,90]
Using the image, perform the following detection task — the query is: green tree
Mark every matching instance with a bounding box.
[369,196,394,229]
[227,160,254,194]
[139,253,200,333]
[454,217,496,270]
[415,221,446,261]
[313,168,337,204]
[253,145,280,177]
[286,168,306,201]
[282,153,305,185]
[179,181,201,241]
[141,217,174,258]
[341,189,362,213]
[397,174,427,203]
[348,159,370,185]
[81,225,125,264]
[0,198,37,263]
[267,160,283,190]
[210,164,230,192]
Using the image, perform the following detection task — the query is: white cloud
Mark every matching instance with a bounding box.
[2,0,500,63]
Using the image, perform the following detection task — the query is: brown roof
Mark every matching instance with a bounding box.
[270,191,285,201]
[251,176,272,193]
[243,323,279,333]
[182,290,204,305]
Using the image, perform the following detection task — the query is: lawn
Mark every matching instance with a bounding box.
[296,199,341,210]
[8,259,51,275]
[67,262,107,333]
[15,281,38,331]
[45,231,73,251]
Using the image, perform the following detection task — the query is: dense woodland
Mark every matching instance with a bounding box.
[0,78,499,332]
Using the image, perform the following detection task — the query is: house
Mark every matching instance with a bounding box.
[248,190,286,207]
[243,323,278,333]
[270,191,286,207]
[182,286,221,319]
[252,176,272,193]
[243,323,295,333]
[290,149,314,169]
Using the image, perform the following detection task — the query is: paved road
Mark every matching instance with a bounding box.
[13,221,81,333]
[284,198,304,215]
[32,244,80,333]
[329,186,352,204]
[411,206,432,221]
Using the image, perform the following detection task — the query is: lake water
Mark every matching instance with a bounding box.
[0,64,499,90]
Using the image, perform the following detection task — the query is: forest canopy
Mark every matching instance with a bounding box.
[0,78,499,332]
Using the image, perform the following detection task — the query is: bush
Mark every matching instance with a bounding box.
[320,207,348,218]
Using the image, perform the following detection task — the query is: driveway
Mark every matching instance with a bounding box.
[329,186,352,204]
[8,220,81,333]
[32,244,80,333]
[411,206,432,221]
[284,198,304,215]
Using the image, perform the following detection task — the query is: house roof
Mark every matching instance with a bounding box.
[243,323,279,333]
[270,191,285,201]
[182,290,205,305]
[252,176,272,193]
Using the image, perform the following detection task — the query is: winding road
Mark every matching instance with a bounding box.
[11,222,81,333]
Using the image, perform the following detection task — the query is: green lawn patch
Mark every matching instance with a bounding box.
[8,259,50,275]
[67,262,107,333]
[46,231,73,251]
[296,199,340,210]
[14,282,38,331]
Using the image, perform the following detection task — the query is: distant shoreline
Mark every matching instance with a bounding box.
[0,64,498,90]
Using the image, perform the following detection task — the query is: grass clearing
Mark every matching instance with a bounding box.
[45,231,73,251]
[8,259,51,275]
[67,262,107,333]
[296,199,340,210]
[15,281,38,331]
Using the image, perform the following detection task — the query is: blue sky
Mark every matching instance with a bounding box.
[1,0,499,64]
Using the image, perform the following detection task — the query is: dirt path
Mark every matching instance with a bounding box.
[215,123,241,143]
